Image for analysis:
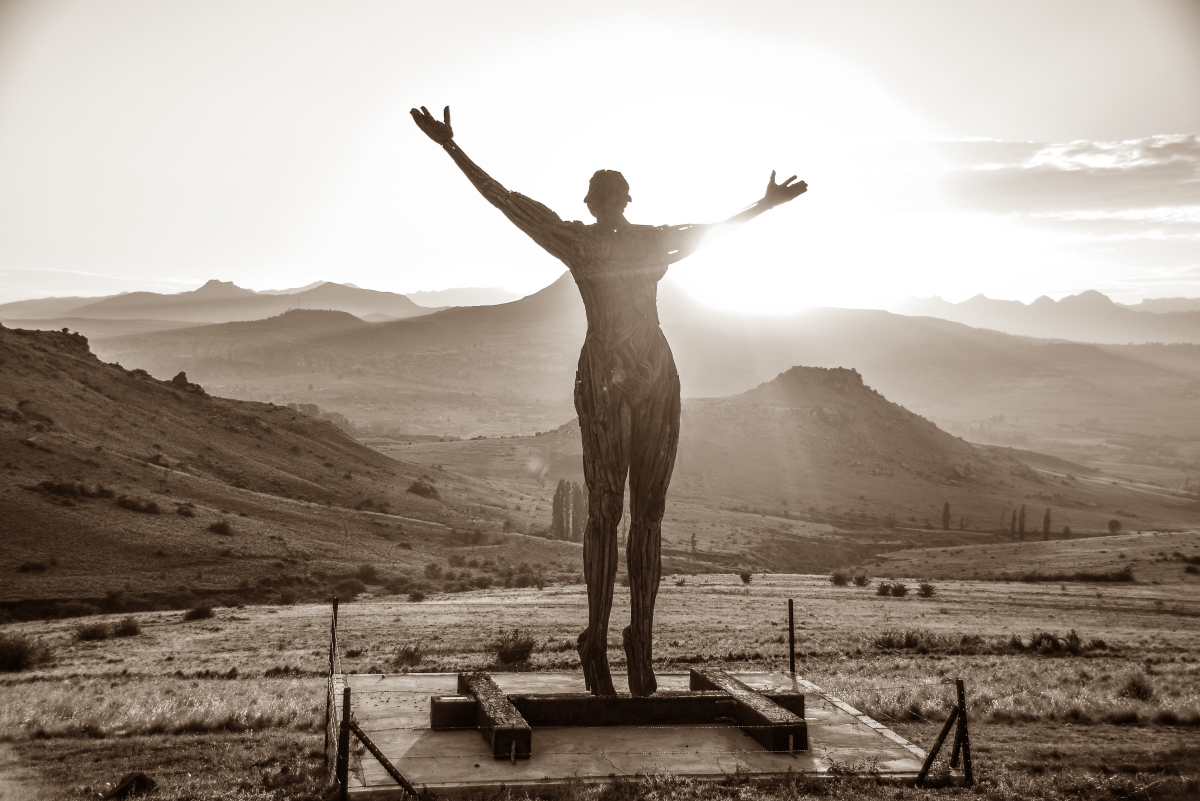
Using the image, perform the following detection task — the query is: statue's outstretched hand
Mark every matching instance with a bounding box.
[410,105,454,146]
[763,170,807,208]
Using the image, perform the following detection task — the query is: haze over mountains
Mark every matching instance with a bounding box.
[894,291,1200,344]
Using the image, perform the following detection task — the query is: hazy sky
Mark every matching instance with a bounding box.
[1,0,1198,310]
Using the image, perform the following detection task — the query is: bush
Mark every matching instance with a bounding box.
[208,520,234,536]
[891,583,909,597]
[1119,673,1154,701]
[183,603,214,621]
[57,601,99,618]
[355,564,378,583]
[918,583,935,597]
[1185,565,1198,575]
[176,505,195,517]
[493,628,536,664]
[424,562,444,580]
[334,578,366,600]
[852,574,870,587]
[0,633,39,672]
[408,590,426,602]
[16,561,48,573]
[830,571,849,586]
[738,570,753,585]
[393,643,422,667]
[75,622,110,641]
[472,575,493,590]
[876,582,892,596]
[447,554,467,567]
[407,479,439,499]
[1108,519,1122,534]
[112,616,141,637]
[116,496,161,514]
[383,577,410,595]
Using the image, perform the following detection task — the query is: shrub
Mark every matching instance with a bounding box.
[75,622,110,641]
[407,479,439,499]
[383,577,410,595]
[355,564,378,583]
[57,601,99,618]
[16,561,48,573]
[424,562,444,580]
[176,505,195,517]
[393,644,422,667]
[334,578,366,600]
[830,571,849,586]
[852,574,870,587]
[447,554,467,567]
[408,590,426,602]
[918,583,935,597]
[277,589,298,605]
[472,575,493,590]
[890,583,909,597]
[183,603,214,621]
[1119,673,1154,702]
[738,570,753,585]
[116,496,161,514]
[493,628,536,664]
[1108,519,1122,534]
[876,582,892,596]
[0,633,39,672]
[112,616,141,637]
[208,520,234,536]
[1186,565,1198,575]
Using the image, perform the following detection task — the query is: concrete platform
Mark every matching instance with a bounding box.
[340,671,928,798]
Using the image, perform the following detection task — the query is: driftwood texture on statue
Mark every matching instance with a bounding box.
[411,106,807,696]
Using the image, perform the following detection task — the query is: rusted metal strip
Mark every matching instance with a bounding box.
[350,721,420,798]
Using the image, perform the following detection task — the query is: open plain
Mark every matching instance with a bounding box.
[3,557,1199,799]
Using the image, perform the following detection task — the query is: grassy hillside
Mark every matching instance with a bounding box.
[867,530,1200,584]
[0,324,585,612]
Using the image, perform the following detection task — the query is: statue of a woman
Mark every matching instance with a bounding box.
[412,106,807,696]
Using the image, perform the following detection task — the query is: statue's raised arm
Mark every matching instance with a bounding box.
[661,171,808,264]
[410,105,576,264]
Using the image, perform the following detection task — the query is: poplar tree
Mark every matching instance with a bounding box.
[571,482,586,542]
[942,501,951,530]
[1042,507,1051,540]
[1018,504,1026,540]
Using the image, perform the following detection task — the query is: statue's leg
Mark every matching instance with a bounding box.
[623,360,681,697]
[574,346,630,696]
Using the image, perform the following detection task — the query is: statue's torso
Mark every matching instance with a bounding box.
[566,223,669,346]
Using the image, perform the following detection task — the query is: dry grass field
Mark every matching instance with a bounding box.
[3,563,1199,799]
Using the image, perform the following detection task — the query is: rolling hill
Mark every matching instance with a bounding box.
[379,365,1199,574]
[0,323,588,612]
[86,274,1200,459]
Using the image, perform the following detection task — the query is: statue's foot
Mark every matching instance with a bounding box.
[577,629,616,696]
[622,625,658,697]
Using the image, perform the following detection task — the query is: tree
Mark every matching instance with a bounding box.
[942,501,950,530]
[1018,504,1026,540]
[1010,510,1017,538]
[551,480,565,539]
[571,482,586,542]
[1108,518,1122,534]
[689,531,697,553]
[1042,507,1051,540]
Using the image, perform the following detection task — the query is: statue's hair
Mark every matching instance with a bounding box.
[584,170,631,207]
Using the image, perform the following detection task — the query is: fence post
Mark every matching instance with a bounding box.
[950,678,973,785]
[337,686,351,801]
[324,597,339,757]
[788,599,795,674]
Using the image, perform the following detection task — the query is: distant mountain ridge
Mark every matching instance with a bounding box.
[894,290,1200,343]
[0,280,437,324]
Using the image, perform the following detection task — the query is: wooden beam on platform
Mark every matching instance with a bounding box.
[690,668,808,752]
[431,690,804,730]
[457,672,531,760]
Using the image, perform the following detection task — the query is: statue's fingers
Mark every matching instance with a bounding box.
[769,169,777,185]
[782,175,799,187]
[443,106,451,126]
